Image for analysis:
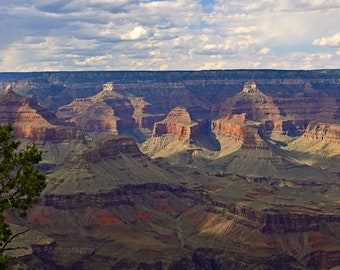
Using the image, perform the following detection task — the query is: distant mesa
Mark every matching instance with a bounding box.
[56,82,135,136]
[152,106,202,140]
[93,82,124,100]
[242,81,259,93]
[0,85,82,141]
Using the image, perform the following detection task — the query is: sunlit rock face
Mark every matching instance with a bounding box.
[1,71,340,269]
[242,81,259,93]
[302,122,340,144]
[56,82,136,136]
[26,181,340,270]
[152,107,203,140]
[0,86,82,141]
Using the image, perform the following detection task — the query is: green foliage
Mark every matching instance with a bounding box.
[0,123,46,266]
[0,256,9,270]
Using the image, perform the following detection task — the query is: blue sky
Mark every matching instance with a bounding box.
[0,0,339,71]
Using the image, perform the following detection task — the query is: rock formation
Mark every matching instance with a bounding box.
[1,71,340,269]
[152,107,200,140]
[303,122,340,143]
[0,85,82,142]
[26,178,340,269]
[56,82,136,136]
[0,85,85,172]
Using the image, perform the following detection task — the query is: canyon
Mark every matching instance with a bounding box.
[1,70,340,269]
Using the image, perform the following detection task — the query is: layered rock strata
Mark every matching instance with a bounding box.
[212,113,269,150]
[0,85,82,141]
[303,122,340,144]
[152,107,203,141]
[57,82,136,135]
[25,182,340,269]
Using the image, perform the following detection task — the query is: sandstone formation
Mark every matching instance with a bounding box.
[44,134,177,195]
[212,113,269,150]
[303,122,340,143]
[56,82,136,136]
[140,106,212,165]
[25,178,340,269]
[1,70,340,110]
[0,85,82,141]
[1,71,340,269]
[129,96,165,129]
[152,107,201,140]
[0,85,86,172]
[282,122,340,172]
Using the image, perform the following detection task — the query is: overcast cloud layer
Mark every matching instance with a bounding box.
[1,0,340,71]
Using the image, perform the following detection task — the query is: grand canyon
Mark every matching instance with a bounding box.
[1,70,340,269]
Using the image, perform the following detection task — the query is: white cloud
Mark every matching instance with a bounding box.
[313,32,340,47]
[121,26,148,40]
[259,47,271,55]
[0,0,340,70]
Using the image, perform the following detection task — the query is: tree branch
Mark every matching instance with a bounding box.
[1,228,29,252]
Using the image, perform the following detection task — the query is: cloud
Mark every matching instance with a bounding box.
[313,32,340,47]
[0,0,340,71]
[121,26,149,40]
[259,47,271,55]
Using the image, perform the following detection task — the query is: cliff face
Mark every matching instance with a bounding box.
[0,86,82,141]
[233,81,282,122]
[212,113,247,140]
[303,122,340,143]
[84,135,143,163]
[152,107,202,140]
[216,82,336,136]
[6,71,336,150]
[57,82,136,135]
[1,71,340,269]
[1,70,340,109]
[25,182,340,270]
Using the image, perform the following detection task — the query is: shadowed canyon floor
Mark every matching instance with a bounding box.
[1,70,340,269]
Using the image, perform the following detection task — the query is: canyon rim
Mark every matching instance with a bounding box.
[1,70,340,270]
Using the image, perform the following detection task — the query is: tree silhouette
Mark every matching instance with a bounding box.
[0,123,46,268]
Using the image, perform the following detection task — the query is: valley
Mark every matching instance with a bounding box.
[1,70,340,269]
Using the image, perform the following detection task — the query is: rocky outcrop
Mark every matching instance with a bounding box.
[212,113,247,140]
[129,96,166,128]
[232,81,282,122]
[2,70,340,109]
[152,107,204,141]
[2,71,340,269]
[216,81,338,136]
[0,86,83,141]
[57,82,136,135]
[212,113,269,150]
[261,119,309,136]
[25,183,340,269]
[84,134,144,163]
[302,122,340,144]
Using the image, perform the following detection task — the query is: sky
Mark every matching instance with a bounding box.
[0,0,340,71]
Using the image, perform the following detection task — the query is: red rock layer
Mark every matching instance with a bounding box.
[57,83,137,134]
[217,82,339,136]
[261,119,309,136]
[152,107,198,139]
[152,107,203,141]
[212,113,269,150]
[212,113,247,140]
[0,88,82,141]
[232,82,282,122]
